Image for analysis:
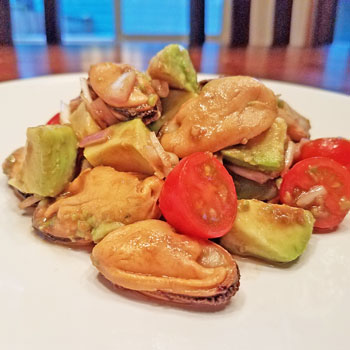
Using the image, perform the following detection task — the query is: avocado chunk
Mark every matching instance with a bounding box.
[220,199,314,263]
[69,102,101,141]
[231,173,278,201]
[91,221,124,243]
[84,119,176,177]
[222,117,288,173]
[147,44,199,93]
[9,125,78,197]
[149,89,197,133]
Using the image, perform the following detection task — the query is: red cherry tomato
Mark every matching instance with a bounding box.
[159,152,237,239]
[280,157,350,230]
[299,138,350,171]
[47,113,60,125]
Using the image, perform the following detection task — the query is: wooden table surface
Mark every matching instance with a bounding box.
[0,42,349,94]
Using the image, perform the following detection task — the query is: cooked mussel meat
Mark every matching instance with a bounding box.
[160,76,278,158]
[88,63,161,126]
[91,219,240,306]
[33,166,163,245]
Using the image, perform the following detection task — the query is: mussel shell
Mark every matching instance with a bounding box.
[111,99,162,125]
[141,273,240,306]
[33,199,93,246]
[2,147,25,180]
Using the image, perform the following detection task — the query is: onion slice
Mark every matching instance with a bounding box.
[69,96,82,113]
[108,70,137,105]
[149,132,179,178]
[151,79,169,98]
[79,129,111,148]
[226,164,274,184]
[80,78,92,103]
[281,140,296,176]
[293,138,310,160]
[296,185,327,208]
[60,101,70,124]
[89,98,118,128]
[19,194,42,209]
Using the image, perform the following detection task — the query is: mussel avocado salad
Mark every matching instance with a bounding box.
[3,44,350,308]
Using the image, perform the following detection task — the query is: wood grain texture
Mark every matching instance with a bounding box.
[0,43,348,94]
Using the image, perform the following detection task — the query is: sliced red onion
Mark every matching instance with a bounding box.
[296,185,327,208]
[281,140,296,176]
[149,131,179,178]
[69,96,82,113]
[89,98,118,128]
[80,159,92,172]
[80,77,92,103]
[151,79,169,98]
[79,129,111,148]
[108,70,136,105]
[18,195,42,209]
[293,138,310,160]
[226,164,274,184]
[60,101,70,124]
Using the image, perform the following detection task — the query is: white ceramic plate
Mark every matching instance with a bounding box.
[1,74,349,350]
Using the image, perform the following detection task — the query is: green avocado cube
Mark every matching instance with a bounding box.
[84,119,164,176]
[222,117,288,173]
[220,199,315,263]
[149,89,197,133]
[147,44,199,93]
[69,102,101,141]
[9,125,77,197]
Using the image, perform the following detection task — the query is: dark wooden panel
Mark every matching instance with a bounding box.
[0,0,12,46]
[313,0,338,46]
[230,0,251,47]
[44,0,61,44]
[190,0,205,46]
[273,0,293,46]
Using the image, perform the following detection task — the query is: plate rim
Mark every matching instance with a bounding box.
[0,72,349,98]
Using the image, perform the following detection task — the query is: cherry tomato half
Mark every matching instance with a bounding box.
[159,152,237,239]
[47,113,61,125]
[299,138,350,171]
[280,157,350,230]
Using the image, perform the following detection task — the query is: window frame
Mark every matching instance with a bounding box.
[114,0,228,43]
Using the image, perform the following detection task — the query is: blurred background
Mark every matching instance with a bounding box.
[0,0,349,92]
